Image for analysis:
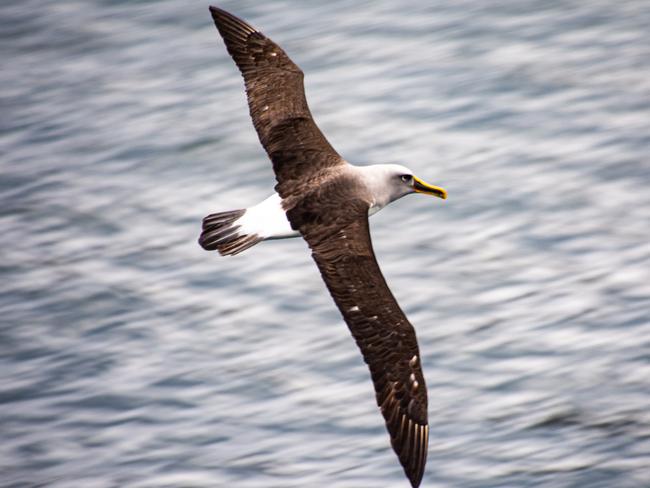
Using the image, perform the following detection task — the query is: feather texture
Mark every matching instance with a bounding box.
[300,207,429,488]
[209,7,343,199]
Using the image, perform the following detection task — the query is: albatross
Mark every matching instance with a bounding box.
[199,7,447,487]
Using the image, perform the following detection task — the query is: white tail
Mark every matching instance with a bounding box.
[199,193,300,256]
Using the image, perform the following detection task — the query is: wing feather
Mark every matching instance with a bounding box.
[209,7,343,197]
[302,214,429,488]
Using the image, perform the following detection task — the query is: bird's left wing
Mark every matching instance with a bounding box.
[298,208,429,488]
[209,7,344,198]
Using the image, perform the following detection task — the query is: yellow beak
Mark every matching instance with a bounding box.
[413,176,447,199]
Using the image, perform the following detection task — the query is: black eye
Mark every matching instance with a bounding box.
[400,174,412,183]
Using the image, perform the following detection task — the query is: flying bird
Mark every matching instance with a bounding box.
[199,6,447,487]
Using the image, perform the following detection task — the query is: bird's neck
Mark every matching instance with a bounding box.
[349,164,404,213]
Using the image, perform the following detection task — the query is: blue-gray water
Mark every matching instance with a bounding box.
[2,1,650,487]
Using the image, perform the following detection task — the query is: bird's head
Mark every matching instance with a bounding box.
[391,164,447,200]
[361,164,447,209]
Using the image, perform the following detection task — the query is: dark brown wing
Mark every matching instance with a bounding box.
[209,7,343,198]
[296,200,429,488]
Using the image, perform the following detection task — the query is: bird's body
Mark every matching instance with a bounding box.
[199,7,447,487]
[200,163,433,254]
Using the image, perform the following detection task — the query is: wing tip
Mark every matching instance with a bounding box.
[386,407,427,487]
[208,5,225,21]
[408,423,428,487]
[396,420,427,488]
[208,5,257,35]
[208,5,226,16]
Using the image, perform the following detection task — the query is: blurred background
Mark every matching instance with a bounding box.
[2,1,649,487]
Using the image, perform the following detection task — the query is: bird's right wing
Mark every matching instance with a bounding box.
[209,7,343,198]
[302,213,429,488]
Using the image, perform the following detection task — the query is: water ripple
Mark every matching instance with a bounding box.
[2,1,649,487]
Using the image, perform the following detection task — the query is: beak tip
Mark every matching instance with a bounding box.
[433,188,447,200]
[412,176,447,200]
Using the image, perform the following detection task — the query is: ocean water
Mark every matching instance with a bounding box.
[2,1,650,487]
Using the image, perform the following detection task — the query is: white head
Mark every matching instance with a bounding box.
[356,163,447,212]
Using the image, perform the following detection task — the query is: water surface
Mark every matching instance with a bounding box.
[2,1,650,487]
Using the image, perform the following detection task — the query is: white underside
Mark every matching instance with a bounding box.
[235,193,300,240]
[235,192,385,241]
